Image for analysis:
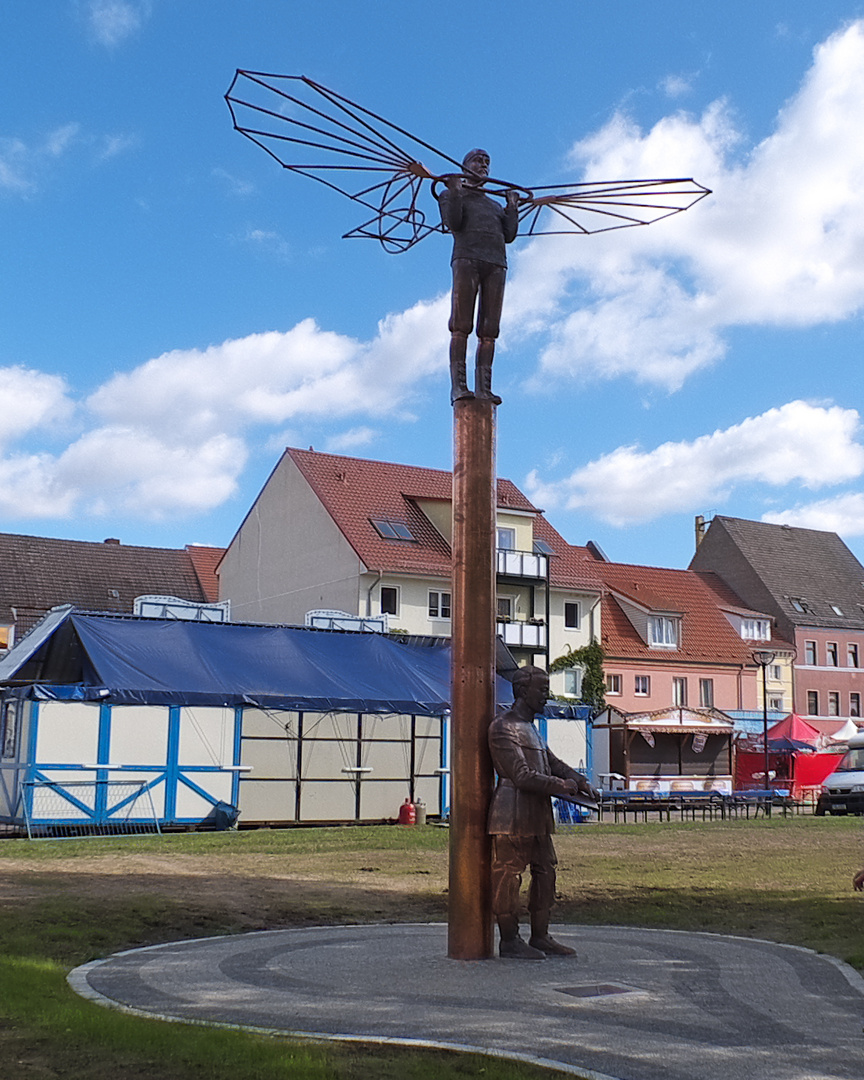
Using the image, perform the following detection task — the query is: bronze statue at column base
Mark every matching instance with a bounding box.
[487,665,599,960]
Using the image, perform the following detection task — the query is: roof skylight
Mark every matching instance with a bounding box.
[370,518,415,541]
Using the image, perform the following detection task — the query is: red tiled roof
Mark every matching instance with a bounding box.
[595,562,780,665]
[185,545,226,603]
[287,449,599,591]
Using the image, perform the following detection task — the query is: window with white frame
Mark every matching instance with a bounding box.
[496,595,513,620]
[428,590,451,619]
[770,664,783,682]
[606,674,622,695]
[699,678,714,708]
[380,586,399,616]
[672,677,687,706]
[496,526,516,550]
[647,616,678,648]
[807,690,819,715]
[828,691,840,716]
[564,602,580,629]
[563,668,582,697]
[804,640,817,665]
[740,618,770,641]
[827,642,839,667]
[851,692,861,718]
[768,696,784,711]
[635,675,650,696]
[848,644,860,668]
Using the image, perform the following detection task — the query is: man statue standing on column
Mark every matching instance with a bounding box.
[488,665,599,959]
[438,149,519,406]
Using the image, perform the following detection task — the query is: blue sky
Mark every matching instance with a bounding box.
[2,1,864,571]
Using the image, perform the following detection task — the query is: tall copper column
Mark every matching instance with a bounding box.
[448,397,496,960]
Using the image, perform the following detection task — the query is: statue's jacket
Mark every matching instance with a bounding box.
[487,714,583,836]
[438,186,518,268]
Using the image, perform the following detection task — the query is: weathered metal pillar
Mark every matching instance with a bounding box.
[448,397,496,960]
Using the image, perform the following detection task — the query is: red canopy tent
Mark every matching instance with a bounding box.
[766,714,821,747]
[735,714,843,797]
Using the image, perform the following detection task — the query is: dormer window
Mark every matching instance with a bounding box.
[370,518,415,541]
[740,618,770,641]
[496,527,516,550]
[647,616,678,648]
[533,539,554,556]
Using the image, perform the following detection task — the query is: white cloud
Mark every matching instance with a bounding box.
[213,168,255,196]
[660,74,694,99]
[243,228,292,261]
[0,453,78,519]
[87,304,447,438]
[56,428,246,517]
[763,492,864,536]
[507,20,864,390]
[324,427,378,453]
[0,367,73,445]
[0,125,81,194]
[86,0,151,47]
[0,304,449,521]
[525,401,864,526]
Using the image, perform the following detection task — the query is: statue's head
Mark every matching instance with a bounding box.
[462,148,490,182]
[512,665,550,713]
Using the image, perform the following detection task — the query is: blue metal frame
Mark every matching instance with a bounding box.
[11,699,242,827]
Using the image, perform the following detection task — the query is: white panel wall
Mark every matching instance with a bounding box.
[545,717,589,774]
[178,707,234,766]
[109,706,169,765]
[36,703,100,764]
[299,780,356,819]
[241,738,297,780]
[359,781,408,819]
[364,740,410,780]
[175,772,233,817]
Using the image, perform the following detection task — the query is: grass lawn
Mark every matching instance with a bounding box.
[1,814,862,1078]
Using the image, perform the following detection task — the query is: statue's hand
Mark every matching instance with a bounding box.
[505,188,521,208]
[446,173,465,193]
[563,777,600,802]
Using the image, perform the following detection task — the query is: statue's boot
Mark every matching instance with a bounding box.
[529,911,577,957]
[474,338,501,405]
[498,914,545,960]
[450,335,473,404]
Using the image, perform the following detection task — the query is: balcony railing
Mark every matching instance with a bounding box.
[496,549,548,579]
[497,620,547,648]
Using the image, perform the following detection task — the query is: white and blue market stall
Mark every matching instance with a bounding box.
[0,609,462,831]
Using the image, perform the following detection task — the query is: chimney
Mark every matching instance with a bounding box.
[103,538,121,545]
[694,515,706,551]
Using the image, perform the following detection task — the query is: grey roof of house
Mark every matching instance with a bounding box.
[702,516,864,629]
[0,532,211,634]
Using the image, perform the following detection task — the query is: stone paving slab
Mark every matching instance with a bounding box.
[69,924,864,1080]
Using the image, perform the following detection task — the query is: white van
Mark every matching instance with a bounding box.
[816,729,864,815]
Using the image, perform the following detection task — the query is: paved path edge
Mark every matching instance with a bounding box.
[66,922,864,1080]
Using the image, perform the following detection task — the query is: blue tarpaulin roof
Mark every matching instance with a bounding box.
[1,611,523,715]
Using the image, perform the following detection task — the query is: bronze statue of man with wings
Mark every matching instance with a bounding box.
[225,72,710,407]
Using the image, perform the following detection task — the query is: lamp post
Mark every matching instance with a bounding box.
[752,649,776,797]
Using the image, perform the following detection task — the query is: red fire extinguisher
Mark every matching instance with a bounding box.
[398,797,416,825]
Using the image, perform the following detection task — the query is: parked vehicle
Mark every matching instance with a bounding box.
[816,730,864,815]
